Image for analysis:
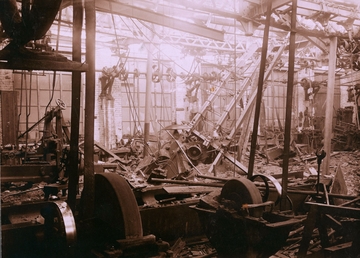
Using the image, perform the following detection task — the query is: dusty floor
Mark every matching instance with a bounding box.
[2,149,360,257]
[174,150,360,258]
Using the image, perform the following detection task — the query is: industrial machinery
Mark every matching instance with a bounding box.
[1,98,69,184]
[193,177,301,257]
[1,172,172,258]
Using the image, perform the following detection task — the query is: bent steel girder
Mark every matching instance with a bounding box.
[94,0,224,41]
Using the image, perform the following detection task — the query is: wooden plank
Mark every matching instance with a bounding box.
[1,91,18,146]
[324,241,352,252]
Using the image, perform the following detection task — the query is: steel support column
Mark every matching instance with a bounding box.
[144,41,154,157]
[83,0,96,218]
[281,0,297,210]
[68,0,83,211]
[247,0,272,178]
[323,37,337,174]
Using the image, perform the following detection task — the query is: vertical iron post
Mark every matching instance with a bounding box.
[247,0,272,178]
[83,0,96,218]
[68,0,83,211]
[281,0,297,210]
[144,42,154,157]
[322,37,337,174]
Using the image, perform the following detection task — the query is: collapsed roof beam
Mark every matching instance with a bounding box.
[248,0,360,27]
[94,0,224,41]
[296,0,360,26]
[163,0,261,26]
[117,0,238,27]
[302,36,329,54]
[246,0,292,19]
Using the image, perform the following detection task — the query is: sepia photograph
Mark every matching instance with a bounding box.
[1,0,360,257]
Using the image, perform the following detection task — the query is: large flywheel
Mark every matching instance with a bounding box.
[220,177,263,217]
[196,177,299,258]
[200,178,266,257]
[94,173,143,240]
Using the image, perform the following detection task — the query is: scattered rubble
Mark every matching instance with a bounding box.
[2,128,360,257]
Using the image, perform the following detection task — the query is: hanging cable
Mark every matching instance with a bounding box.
[45,72,57,114]
[24,72,33,161]
[45,8,62,113]
[123,78,142,135]
[109,2,121,54]
[127,16,207,86]
[127,17,196,76]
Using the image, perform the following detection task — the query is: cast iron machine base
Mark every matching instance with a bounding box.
[193,177,301,258]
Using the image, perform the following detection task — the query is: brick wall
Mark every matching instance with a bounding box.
[94,73,122,149]
[0,69,14,91]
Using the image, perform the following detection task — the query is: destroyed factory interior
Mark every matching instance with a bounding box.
[2,0,360,257]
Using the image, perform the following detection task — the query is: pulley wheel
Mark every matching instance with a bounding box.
[94,173,143,239]
[187,144,202,160]
[41,200,77,256]
[220,177,263,217]
[250,174,283,205]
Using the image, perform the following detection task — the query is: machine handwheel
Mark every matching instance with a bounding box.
[220,177,263,217]
[94,173,143,240]
[56,98,66,110]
